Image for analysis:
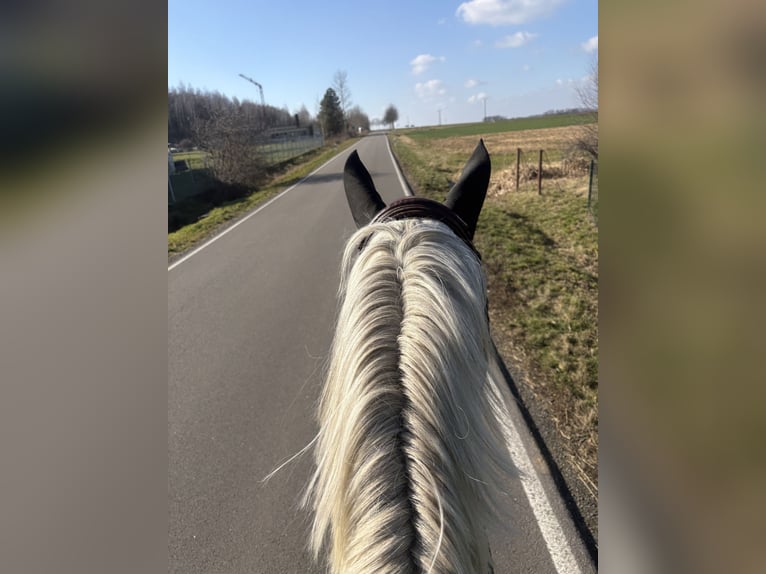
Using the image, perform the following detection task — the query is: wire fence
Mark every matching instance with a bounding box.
[168,131,326,204]
[254,132,324,164]
[487,146,598,224]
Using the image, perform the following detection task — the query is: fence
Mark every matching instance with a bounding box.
[254,132,324,164]
[488,146,598,222]
[168,132,325,204]
[169,170,211,204]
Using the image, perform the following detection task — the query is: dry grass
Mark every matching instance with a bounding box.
[391,125,599,537]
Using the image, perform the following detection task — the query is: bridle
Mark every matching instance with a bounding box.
[366,197,482,260]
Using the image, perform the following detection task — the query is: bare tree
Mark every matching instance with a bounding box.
[332,70,352,118]
[346,105,370,134]
[189,107,266,188]
[297,104,312,127]
[574,57,598,159]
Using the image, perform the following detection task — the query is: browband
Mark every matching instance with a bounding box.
[368,197,481,258]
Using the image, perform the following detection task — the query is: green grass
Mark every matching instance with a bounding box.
[168,139,356,257]
[475,198,598,402]
[171,150,208,169]
[401,112,595,140]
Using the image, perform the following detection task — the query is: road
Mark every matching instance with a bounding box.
[169,134,595,573]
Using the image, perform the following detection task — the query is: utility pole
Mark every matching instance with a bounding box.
[437,108,442,126]
[238,73,266,129]
[482,96,487,122]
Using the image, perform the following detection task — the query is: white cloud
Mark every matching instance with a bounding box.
[465,78,488,89]
[495,31,538,48]
[410,54,446,75]
[457,0,564,26]
[415,79,447,102]
[582,35,598,53]
[467,92,488,104]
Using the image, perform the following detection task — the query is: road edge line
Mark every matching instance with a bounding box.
[385,135,413,197]
[494,367,585,574]
[490,342,597,572]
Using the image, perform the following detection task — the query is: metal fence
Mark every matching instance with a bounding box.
[168,131,326,204]
[255,132,325,164]
[169,170,209,204]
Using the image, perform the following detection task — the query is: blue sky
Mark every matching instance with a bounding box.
[168,0,597,127]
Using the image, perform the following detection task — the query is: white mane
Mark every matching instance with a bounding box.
[305,218,515,573]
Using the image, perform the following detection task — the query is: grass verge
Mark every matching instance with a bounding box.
[390,127,599,540]
[168,139,356,259]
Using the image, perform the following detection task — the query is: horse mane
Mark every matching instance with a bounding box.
[305,217,515,573]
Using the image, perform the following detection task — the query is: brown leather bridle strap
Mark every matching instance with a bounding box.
[369,197,481,259]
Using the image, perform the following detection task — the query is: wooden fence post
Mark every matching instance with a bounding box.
[588,159,594,208]
[516,147,521,191]
[538,149,543,195]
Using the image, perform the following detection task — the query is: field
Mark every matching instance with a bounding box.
[400,112,594,140]
[390,119,598,539]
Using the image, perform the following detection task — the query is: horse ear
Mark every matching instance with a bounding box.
[344,150,387,228]
[444,139,491,240]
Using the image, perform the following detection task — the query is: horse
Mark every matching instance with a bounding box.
[304,141,516,573]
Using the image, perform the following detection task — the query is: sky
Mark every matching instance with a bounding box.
[168,0,597,128]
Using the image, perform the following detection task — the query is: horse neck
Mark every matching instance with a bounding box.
[310,223,511,573]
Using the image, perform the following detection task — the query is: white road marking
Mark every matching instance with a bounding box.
[385,135,413,196]
[168,144,358,271]
[494,369,585,574]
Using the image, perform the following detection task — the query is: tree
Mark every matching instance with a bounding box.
[346,105,370,134]
[296,104,312,127]
[332,70,352,117]
[167,84,301,188]
[168,84,296,144]
[383,104,399,130]
[574,57,598,159]
[318,88,344,137]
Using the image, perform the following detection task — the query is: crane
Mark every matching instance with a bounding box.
[238,73,266,127]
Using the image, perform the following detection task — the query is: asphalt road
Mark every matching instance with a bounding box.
[169,134,595,573]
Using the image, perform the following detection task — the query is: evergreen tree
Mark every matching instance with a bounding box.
[318,88,344,137]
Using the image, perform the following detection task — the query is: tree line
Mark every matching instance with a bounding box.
[168,84,312,148]
[168,71,396,192]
